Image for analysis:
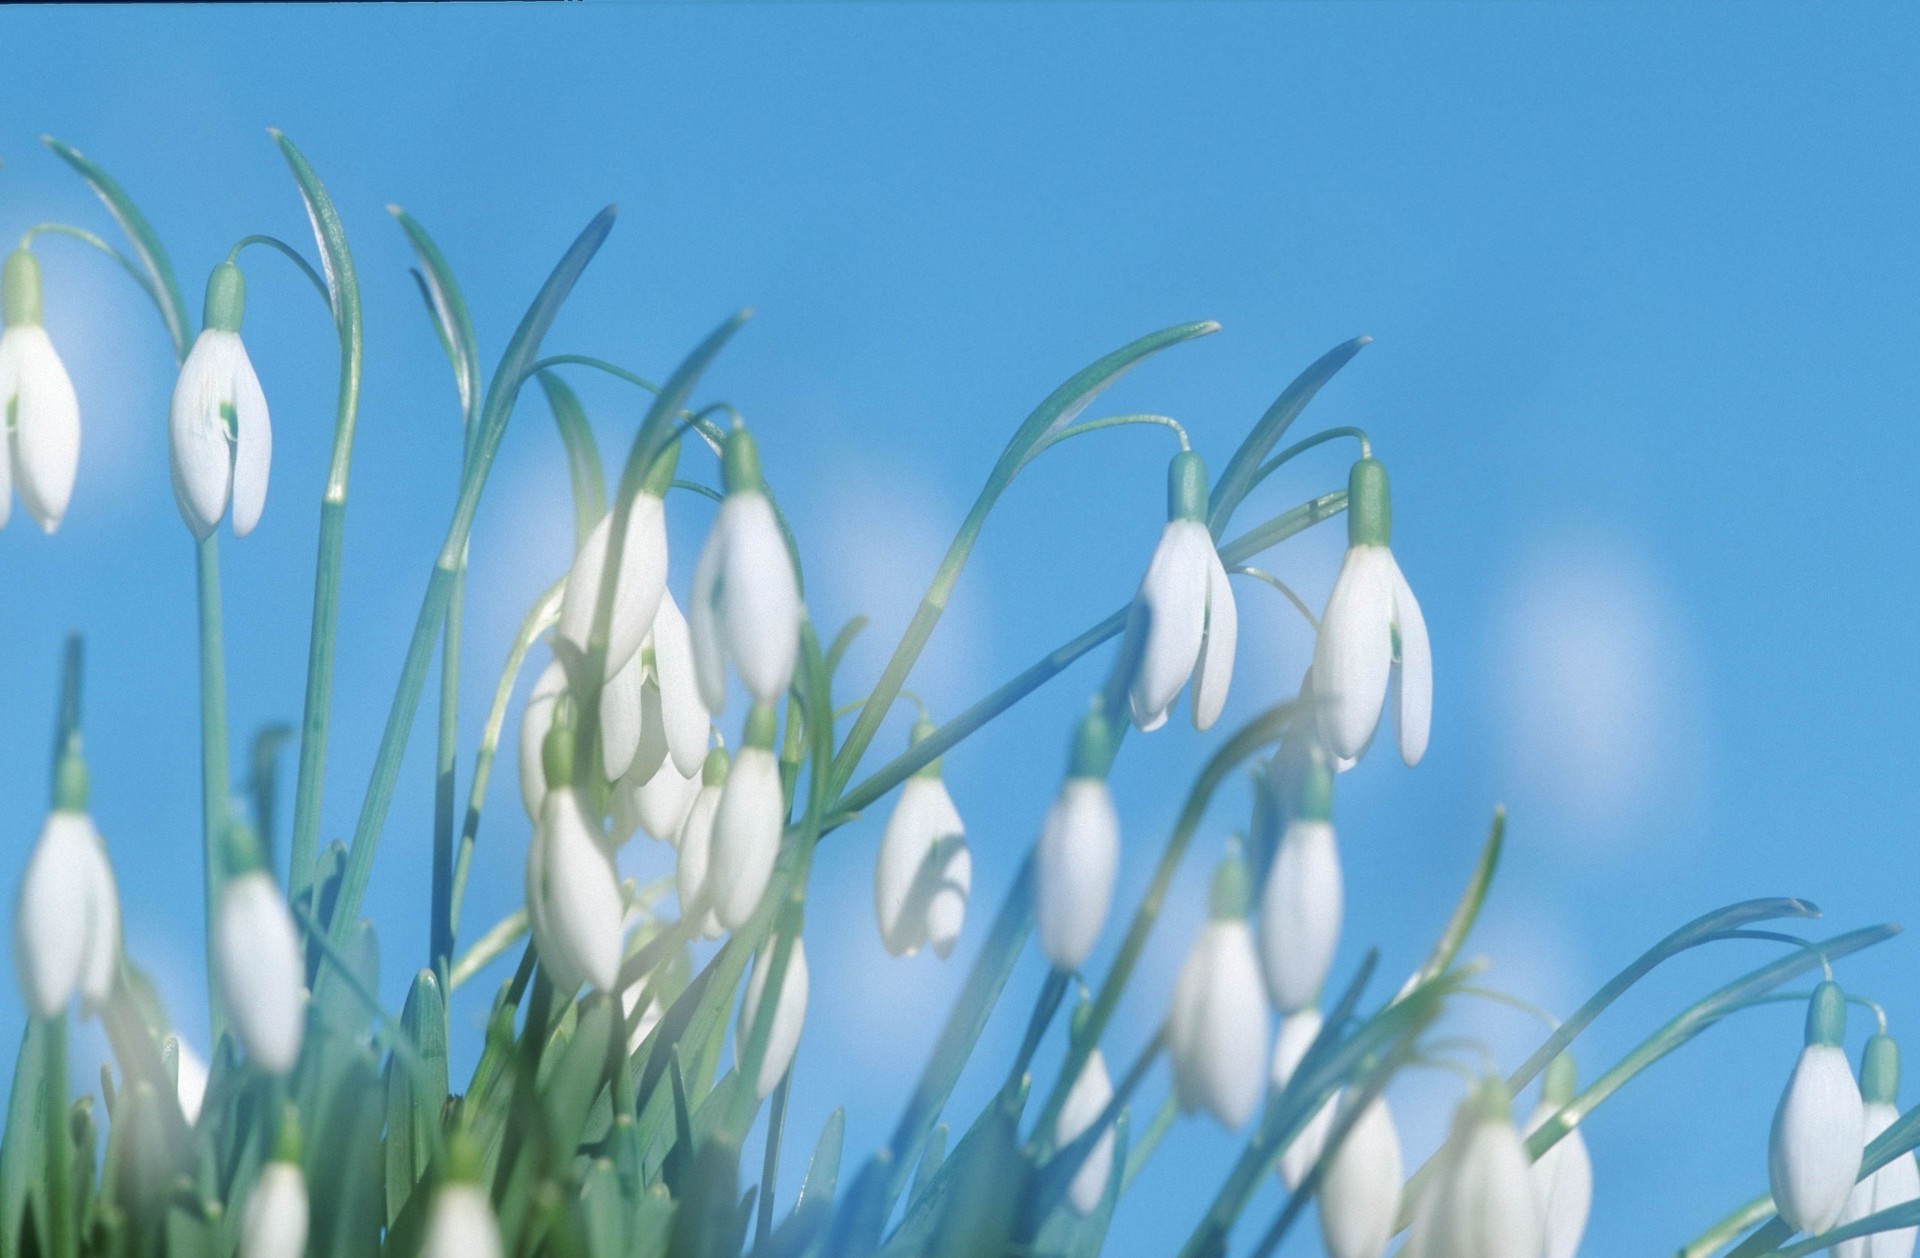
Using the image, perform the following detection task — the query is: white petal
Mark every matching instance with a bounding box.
[1258,820,1343,1013]
[1035,779,1119,971]
[518,661,568,822]
[1169,921,1269,1130]
[424,1185,502,1258]
[1770,1044,1866,1234]
[1836,1103,1920,1258]
[1390,557,1432,766]
[1056,1048,1116,1216]
[77,825,122,1009]
[1191,544,1238,731]
[651,591,712,777]
[674,785,726,940]
[558,498,669,681]
[240,1162,310,1258]
[1320,1095,1403,1258]
[721,494,802,707]
[598,647,646,783]
[1415,1112,1543,1258]
[4,327,80,532]
[226,340,272,538]
[217,872,307,1075]
[528,791,625,995]
[711,748,785,930]
[738,936,809,1099]
[1128,521,1211,732]
[874,777,966,957]
[14,812,97,1016]
[1312,546,1396,762]
[174,1042,209,1126]
[689,508,731,713]
[924,839,971,960]
[1525,1102,1593,1258]
[612,752,700,846]
[1272,1008,1335,1190]
[169,331,241,540]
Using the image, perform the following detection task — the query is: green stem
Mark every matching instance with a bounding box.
[1017,412,1189,470]
[194,536,231,1043]
[41,1016,72,1258]
[224,234,332,310]
[1680,1192,1775,1258]
[17,223,151,299]
[757,1070,792,1247]
[1121,1095,1177,1191]
[449,911,529,992]
[431,556,466,987]
[1247,425,1372,489]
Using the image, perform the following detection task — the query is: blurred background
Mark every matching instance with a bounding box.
[2,3,1916,1252]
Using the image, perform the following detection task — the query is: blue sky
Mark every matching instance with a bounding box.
[4,3,1919,1252]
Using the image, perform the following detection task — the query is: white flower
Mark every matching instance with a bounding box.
[1836,1034,1920,1258]
[598,644,648,784]
[690,427,801,713]
[738,935,809,1100]
[875,737,971,958]
[1407,1078,1543,1258]
[239,1161,309,1258]
[674,752,729,940]
[1319,1093,1404,1258]
[1525,1055,1593,1258]
[1311,458,1430,766]
[709,706,784,931]
[1126,452,1237,732]
[519,660,568,821]
[602,591,712,792]
[1056,1047,1117,1216]
[14,806,120,1018]
[611,747,701,846]
[1258,817,1342,1015]
[1036,713,1120,972]
[1770,983,1865,1236]
[525,788,625,995]
[1271,1007,1336,1190]
[558,492,671,689]
[1,249,81,533]
[424,1183,502,1258]
[1167,856,1269,1130]
[174,1041,210,1126]
[217,869,307,1075]
[170,263,271,540]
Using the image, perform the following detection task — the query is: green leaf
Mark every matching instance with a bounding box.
[270,131,361,350]
[311,1056,385,1258]
[1033,1110,1129,1258]
[41,136,192,359]
[1206,335,1371,536]
[907,1125,946,1211]
[1409,806,1505,989]
[579,1158,626,1257]
[385,969,449,1227]
[540,994,615,1159]
[796,1107,845,1217]
[667,1133,747,1258]
[0,1021,46,1255]
[824,617,870,682]
[388,207,482,426]
[539,371,608,552]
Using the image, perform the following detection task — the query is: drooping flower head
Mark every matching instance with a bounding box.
[424,1137,502,1258]
[1036,708,1120,972]
[1056,1000,1119,1217]
[690,425,802,713]
[524,701,625,995]
[1,248,81,532]
[170,262,272,540]
[1525,1054,1594,1258]
[875,716,972,959]
[1126,450,1238,732]
[215,817,307,1075]
[738,928,809,1100]
[1271,1007,1336,1190]
[1258,743,1341,1014]
[1836,1032,1920,1258]
[557,440,676,692]
[1319,1089,1404,1258]
[1408,1075,1543,1258]
[1771,981,1867,1236]
[13,741,120,1018]
[1311,458,1430,766]
[240,1109,309,1258]
[674,746,731,940]
[1167,848,1270,1130]
[710,701,785,930]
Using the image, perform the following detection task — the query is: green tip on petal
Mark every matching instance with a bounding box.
[1067,708,1115,780]
[272,1103,304,1164]
[1806,981,1847,1048]
[722,426,764,495]
[225,816,268,877]
[51,739,88,813]
[445,1130,484,1184]
[203,262,246,334]
[542,696,577,789]
[1167,450,1209,523]
[743,702,780,751]
[702,746,732,786]
[2,249,43,327]
[1294,744,1334,821]
[1863,1033,1900,1105]
[1346,458,1392,548]
[639,437,681,497]
[1208,844,1252,920]
[1541,1052,1577,1108]
[1469,1073,1514,1124]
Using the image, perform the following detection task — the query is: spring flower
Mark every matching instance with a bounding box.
[1125,450,1237,732]
[1056,1039,1117,1217]
[1836,1033,1920,1258]
[710,703,785,930]
[216,821,307,1075]
[611,745,701,846]
[690,426,802,713]
[1525,1054,1593,1258]
[524,712,625,994]
[738,933,809,1100]
[170,262,272,540]
[1036,710,1120,972]
[1167,850,1269,1130]
[1770,981,1866,1235]
[519,660,568,821]
[1407,1076,1543,1258]
[674,748,729,939]
[423,1182,501,1258]
[0,248,80,532]
[875,718,972,958]
[1258,748,1341,1014]
[13,748,120,1017]
[1319,1092,1404,1258]
[173,1040,210,1126]
[241,1118,309,1258]
[556,442,676,685]
[604,591,713,795]
[1311,458,1430,766]
[1271,1007,1336,1190]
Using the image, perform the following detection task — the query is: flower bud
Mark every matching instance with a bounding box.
[239,1159,309,1258]
[1769,982,1866,1236]
[557,474,673,688]
[710,705,784,930]
[1167,852,1269,1130]
[1055,1045,1117,1216]
[875,720,971,958]
[674,748,729,939]
[1319,1092,1403,1258]
[690,427,802,713]
[1836,1033,1920,1258]
[1257,798,1342,1014]
[738,934,809,1100]
[525,789,624,995]
[216,822,307,1075]
[1524,1055,1592,1258]
[1036,711,1120,972]
[14,760,121,1018]
[1407,1077,1542,1258]
[1271,1008,1336,1189]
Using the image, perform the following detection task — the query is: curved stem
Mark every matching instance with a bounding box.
[1229,566,1319,631]
[526,353,662,395]
[18,223,152,296]
[1457,985,1561,1031]
[449,910,530,992]
[1247,426,1371,492]
[226,233,332,311]
[1018,412,1189,471]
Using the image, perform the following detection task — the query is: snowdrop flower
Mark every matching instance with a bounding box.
[1258,747,1341,1014]
[1167,851,1269,1130]
[1525,1054,1593,1258]
[1311,458,1430,766]
[710,703,785,931]
[1271,1007,1336,1190]
[519,659,568,821]
[675,748,729,940]
[1055,1025,1117,1217]
[1319,1091,1404,1258]
[424,1161,502,1258]
[0,248,81,532]
[13,747,120,1017]
[173,1040,210,1126]
[1836,1033,1920,1258]
[1407,1076,1543,1258]
[556,443,675,686]
[170,262,272,540]
[1036,710,1120,972]
[240,1120,308,1258]
[875,718,972,958]
[524,711,625,995]
[1770,981,1866,1236]
[738,932,809,1100]
[1125,451,1237,732]
[216,821,307,1076]
[604,592,713,798]
[611,741,701,846]
[690,426,802,713]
